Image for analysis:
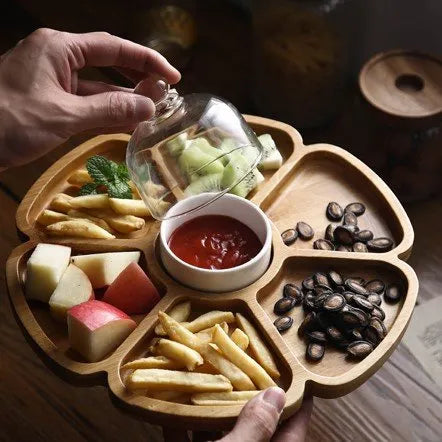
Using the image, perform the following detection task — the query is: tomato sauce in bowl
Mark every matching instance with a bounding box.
[168,215,262,270]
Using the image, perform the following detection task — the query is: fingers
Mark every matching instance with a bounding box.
[69,32,181,84]
[221,387,286,442]
[272,396,313,442]
[70,91,155,133]
[76,79,134,96]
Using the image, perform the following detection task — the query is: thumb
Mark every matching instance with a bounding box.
[71,91,155,132]
[221,387,286,442]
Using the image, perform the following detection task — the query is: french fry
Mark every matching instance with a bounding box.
[236,313,280,379]
[230,328,249,352]
[158,312,255,391]
[67,209,114,233]
[155,302,191,336]
[127,369,233,393]
[105,214,145,233]
[70,194,110,209]
[212,324,276,389]
[109,198,150,217]
[49,193,74,213]
[195,322,229,344]
[151,338,203,371]
[191,390,260,406]
[129,180,141,199]
[37,209,69,226]
[46,220,116,239]
[67,169,92,186]
[147,390,191,404]
[122,356,184,370]
[185,311,235,333]
[193,362,218,375]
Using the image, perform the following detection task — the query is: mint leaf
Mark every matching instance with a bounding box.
[86,156,114,185]
[79,182,99,196]
[116,163,130,181]
[108,180,132,199]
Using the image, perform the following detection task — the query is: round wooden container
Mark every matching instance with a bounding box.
[6,116,418,430]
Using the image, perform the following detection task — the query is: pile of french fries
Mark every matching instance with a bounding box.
[37,169,155,239]
[123,302,282,406]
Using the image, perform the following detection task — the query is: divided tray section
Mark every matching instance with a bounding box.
[6,115,418,429]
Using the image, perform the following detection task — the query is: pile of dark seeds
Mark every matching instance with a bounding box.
[273,269,404,362]
[314,201,394,252]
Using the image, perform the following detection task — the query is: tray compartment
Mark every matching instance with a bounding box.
[257,255,409,377]
[261,149,403,253]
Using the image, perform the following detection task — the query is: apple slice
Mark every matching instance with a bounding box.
[25,243,71,302]
[102,262,161,314]
[71,251,140,288]
[68,300,136,362]
[49,264,94,321]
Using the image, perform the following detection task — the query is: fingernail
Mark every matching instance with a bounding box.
[262,387,285,413]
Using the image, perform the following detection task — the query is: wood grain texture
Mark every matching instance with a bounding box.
[5,116,419,430]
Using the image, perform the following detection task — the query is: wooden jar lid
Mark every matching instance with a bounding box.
[359,50,442,124]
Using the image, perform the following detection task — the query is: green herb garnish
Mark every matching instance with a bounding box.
[80,155,132,199]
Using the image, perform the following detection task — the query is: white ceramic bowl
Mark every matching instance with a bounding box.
[159,193,272,292]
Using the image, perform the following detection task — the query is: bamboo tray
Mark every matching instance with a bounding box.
[6,115,418,430]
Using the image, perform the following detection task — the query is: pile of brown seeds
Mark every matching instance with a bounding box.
[281,221,314,246]
[272,269,404,362]
[314,201,394,252]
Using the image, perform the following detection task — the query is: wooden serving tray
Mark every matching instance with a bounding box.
[6,115,418,430]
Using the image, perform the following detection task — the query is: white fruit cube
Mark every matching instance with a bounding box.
[25,243,71,302]
[70,251,140,288]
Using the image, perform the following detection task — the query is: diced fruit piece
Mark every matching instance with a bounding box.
[189,138,227,164]
[46,220,116,239]
[67,300,136,362]
[109,198,150,217]
[166,132,189,157]
[222,154,258,198]
[71,251,140,288]
[70,194,110,209]
[102,262,160,314]
[37,209,69,226]
[178,145,224,178]
[49,264,94,321]
[254,168,265,185]
[25,244,71,302]
[49,193,74,213]
[258,134,283,170]
[184,173,223,197]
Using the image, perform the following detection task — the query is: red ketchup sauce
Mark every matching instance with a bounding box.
[168,215,262,270]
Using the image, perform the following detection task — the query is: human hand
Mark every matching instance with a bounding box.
[163,388,313,442]
[0,28,180,169]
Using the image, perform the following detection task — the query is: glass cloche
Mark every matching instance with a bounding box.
[126,83,263,220]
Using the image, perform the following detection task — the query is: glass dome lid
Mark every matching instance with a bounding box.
[126,84,263,220]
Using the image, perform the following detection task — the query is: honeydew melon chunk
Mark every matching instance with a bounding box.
[184,173,223,196]
[178,145,224,177]
[166,132,189,157]
[257,134,283,170]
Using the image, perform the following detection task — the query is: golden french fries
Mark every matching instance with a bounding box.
[37,209,69,226]
[127,369,233,393]
[191,390,260,406]
[49,193,74,213]
[105,214,145,233]
[158,311,201,350]
[212,324,276,389]
[230,328,249,352]
[46,219,116,239]
[151,338,203,371]
[109,198,150,217]
[195,322,229,344]
[67,209,114,233]
[122,356,184,370]
[185,311,235,333]
[155,301,191,336]
[70,194,110,209]
[129,181,141,199]
[67,169,92,186]
[236,313,280,379]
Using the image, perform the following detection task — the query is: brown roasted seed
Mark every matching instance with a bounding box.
[367,293,382,306]
[349,329,364,341]
[316,311,330,329]
[313,239,335,250]
[367,237,394,252]
[298,311,316,336]
[343,211,358,226]
[306,330,328,343]
[345,202,366,216]
[347,340,373,358]
[314,272,329,286]
[297,221,314,240]
[323,293,346,312]
[335,285,345,293]
[302,276,315,291]
[341,309,362,327]
[326,326,345,342]
[307,342,325,361]
[326,202,344,221]
[314,293,328,309]
[303,293,316,311]
[364,326,380,346]
[365,279,385,294]
[355,229,374,243]
[345,279,368,295]
[352,294,375,312]
[283,283,303,303]
[370,317,387,339]
[384,283,403,304]
[348,276,366,285]
[274,316,293,333]
[281,228,298,245]
[328,270,344,287]
[325,224,335,241]
[336,244,352,252]
[351,307,370,327]
[334,225,355,245]
[353,242,368,253]
[371,306,386,321]
[314,284,333,296]
[343,291,354,303]
[274,297,296,314]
